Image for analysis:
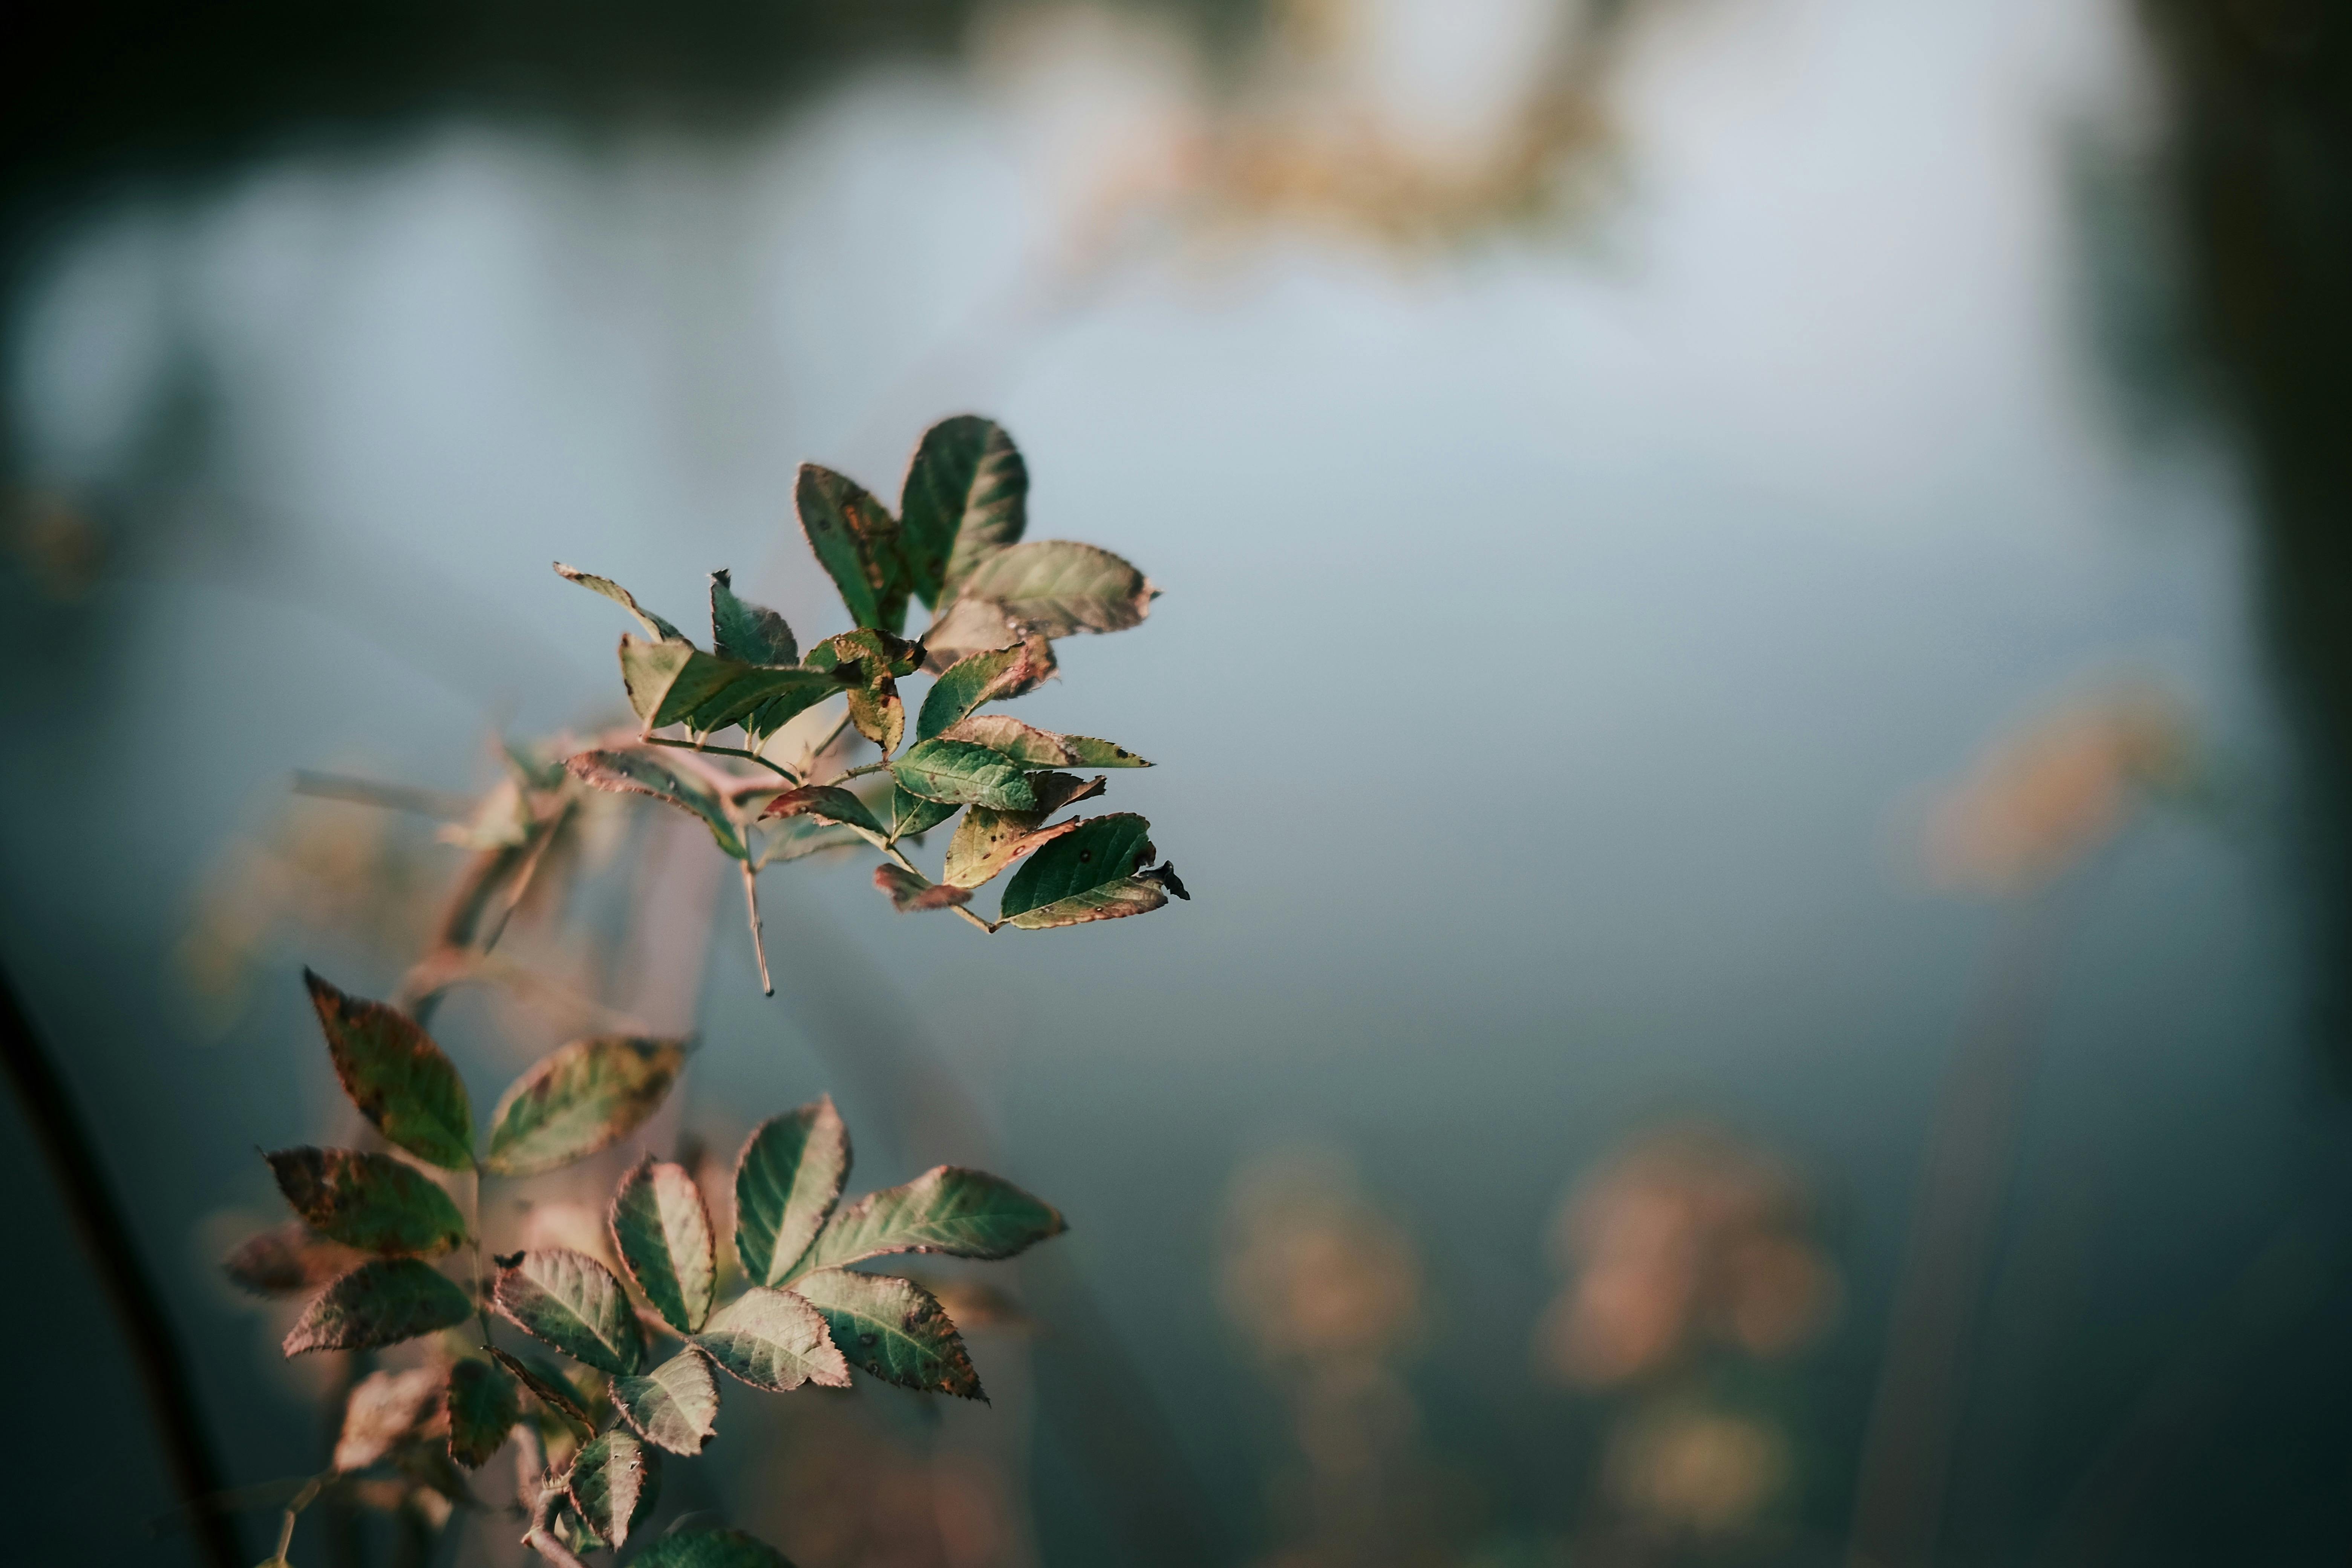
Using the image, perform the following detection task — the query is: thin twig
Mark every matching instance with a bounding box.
[640,731,796,781]
[741,861,774,995]
[477,799,574,956]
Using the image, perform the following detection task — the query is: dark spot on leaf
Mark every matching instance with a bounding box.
[1078,850,1092,863]
[494,1251,524,1269]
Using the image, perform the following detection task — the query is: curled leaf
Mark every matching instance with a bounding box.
[873,864,973,913]
[285,1259,472,1355]
[798,464,904,632]
[798,1166,1066,1273]
[484,1035,686,1177]
[694,1286,851,1392]
[266,1148,467,1257]
[710,570,796,666]
[565,749,744,859]
[445,1358,521,1469]
[611,1158,717,1335]
[305,971,475,1171]
[492,1248,647,1375]
[900,414,1027,608]
[792,1268,985,1400]
[556,563,687,643]
[734,1100,850,1287]
[612,1349,720,1455]
[760,783,885,843]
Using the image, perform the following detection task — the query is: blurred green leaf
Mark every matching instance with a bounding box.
[568,1430,659,1549]
[899,415,1027,608]
[565,747,745,859]
[891,738,1035,810]
[791,1269,984,1400]
[916,638,1057,740]
[734,1099,849,1288]
[304,971,475,1171]
[333,1365,446,1473]
[283,1259,471,1355]
[938,714,1076,767]
[265,1147,466,1257]
[484,1035,686,1177]
[943,541,1153,640]
[493,1248,646,1375]
[489,1347,595,1440]
[694,1286,851,1392]
[709,570,797,666]
[942,810,1078,890]
[611,1158,716,1335]
[756,814,866,868]
[798,1167,1066,1274]
[612,1349,720,1456]
[999,813,1170,929]
[1061,735,1152,769]
[797,464,905,632]
[872,864,973,913]
[445,1358,520,1470]
[222,1223,365,1297]
[632,1528,798,1568]
[556,562,688,643]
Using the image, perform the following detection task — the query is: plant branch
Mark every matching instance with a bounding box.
[269,1473,331,1565]
[0,962,243,1568]
[640,731,796,782]
[741,861,774,995]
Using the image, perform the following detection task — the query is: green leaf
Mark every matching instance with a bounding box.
[568,1430,659,1550]
[265,1147,467,1257]
[489,1347,595,1440]
[734,1099,850,1287]
[872,864,974,913]
[611,1158,715,1334]
[943,810,1079,890]
[484,1035,686,1177]
[621,637,833,736]
[899,415,1027,608]
[492,1248,646,1375]
[805,627,925,679]
[612,1349,720,1455]
[633,1528,798,1568]
[565,748,746,859]
[797,464,905,632]
[916,638,1058,740]
[556,562,687,642]
[700,668,838,741]
[760,784,887,847]
[999,813,1168,929]
[887,785,959,843]
[756,815,866,868]
[445,1358,521,1469]
[938,714,1075,766]
[891,738,1036,810]
[791,1269,985,1400]
[1061,735,1152,768]
[946,541,1154,639]
[799,1167,1066,1275]
[284,1259,472,1354]
[694,1286,852,1392]
[710,569,796,666]
[304,972,475,1172]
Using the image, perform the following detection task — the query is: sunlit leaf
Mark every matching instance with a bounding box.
[445,1358,520,1469]
[938,714,1075,766]
[556,562,688,643]
[612,1349,720,1455]
[611,1158,716,1334]
[949,541,1154,639]
[791,1269,984,1400]
[799,1167,1066,1274]
[223,1223,365,1297]
[891,738,1035,810]
[632,1527,798,1568]
[484,1035,686,1177]
[333,1365,445,1473]
[568,1430,658,1549]
[999,813,1171,929]
[285,1259,472,1355]
[694,1286,851,1392]
[797,464,905,632]
[266,1147,467,1257]
[489,1347,595,1440]
[710,569,796,666]
[305,972,475,1171]
[942,809,1078,890]
[887,785,959,843]
[734,1099,849,1288]
[493,1248,646,1375]
[873,864,974,913]
[915,638,1057,738]
[565,748,745,859]
[899,415,1027,608]
[1060,735,1152,769]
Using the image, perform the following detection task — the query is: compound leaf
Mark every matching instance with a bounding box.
[304,972,474,1171]
[734,1100,850,1287]
[445,1358,521,1469]
[565,748,745,859]
[611,1159,716,1334]
[891,738,1035,810]
[899,415,1027,608]
[612,1349,720,1455]
[568,1430,659,1550]
[938,714,1075,767]
[493,1248,646,1375]
[949,541,1153,639]
[266,1147,467,1257]
[791,1269,984,1400]
[285,1259,472,1355]
[634,1528,798,1568]
[797,464,904,632]
[799,1167,1066,1274]
[556,563,687,643]
[484,1035,686,1177]
[916,638,1057,740]
[694,1287,851,1392]
[710,570,796,666]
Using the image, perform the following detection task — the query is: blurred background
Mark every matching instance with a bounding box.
[7,0,2352,1563]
